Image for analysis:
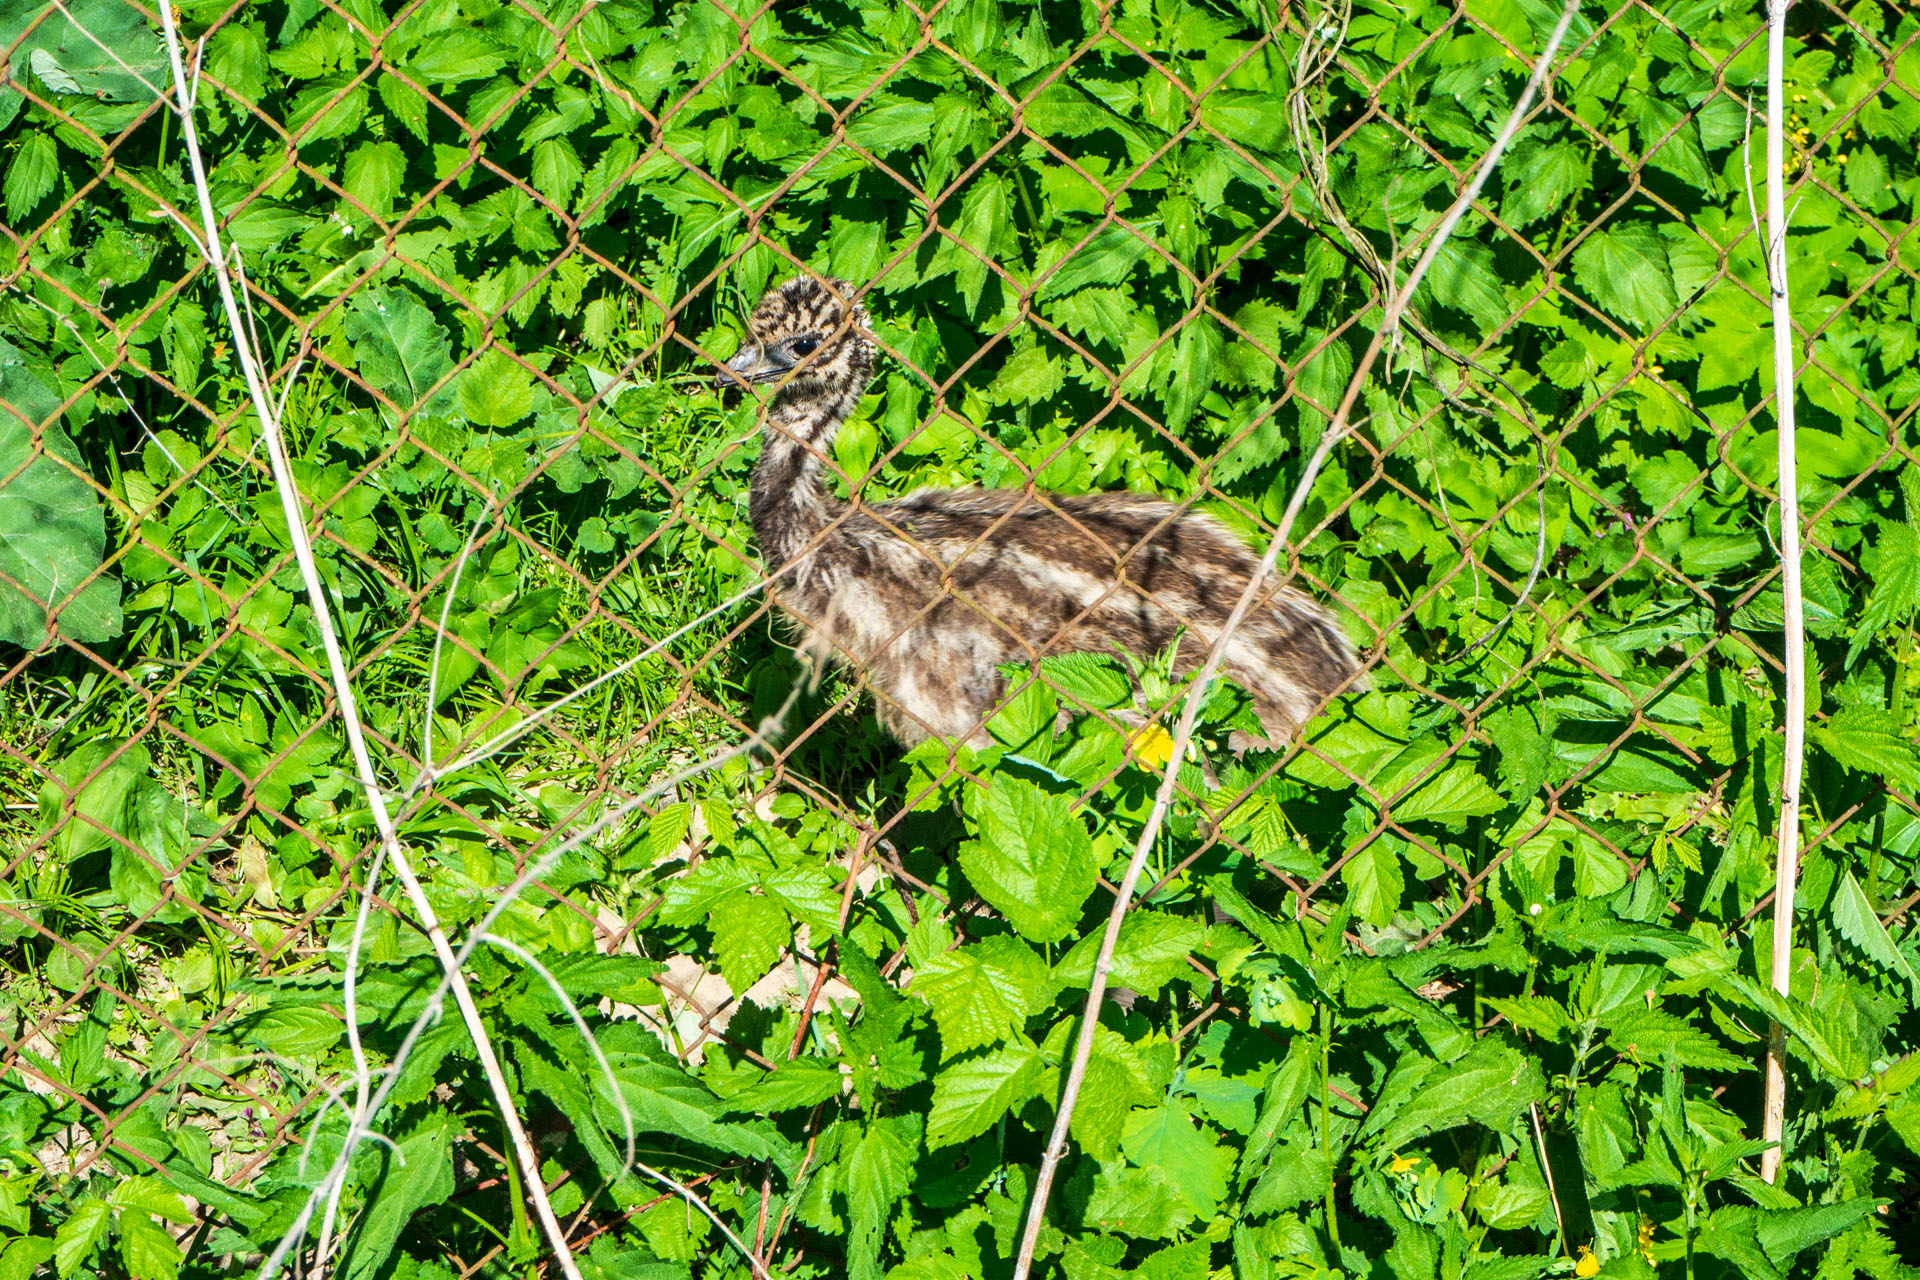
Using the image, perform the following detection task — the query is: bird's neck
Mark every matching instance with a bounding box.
[748,390,856,568]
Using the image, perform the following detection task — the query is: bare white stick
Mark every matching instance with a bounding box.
[1009,4,1581,1272]
[249,694,798,1280]
[149,6,585,1277]
[1760,0,1804,1187]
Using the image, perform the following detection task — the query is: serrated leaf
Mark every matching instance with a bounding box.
[846,1115,919,1280]
[109,1177,190,1224]
[0,1238,54,1280]
[340,1111,454,1280]
[925,1042,1042,1148]
[1341,841,1404,927]
[1572,224,1677,331]
[1120,1102,1232,1217]
[957,777,1095,944]
[1056,911,1206,997]
[910,935,1050,1059]
[4,132,56,222]
[458,347,538,427]
[117,1214,181,1280]
[1830,870,1919,998]
[1390,764,1506,824]
[1848,521,1920,668]
[53,1198,109,1278]
[343,140,405,216]
[1812,706,1920,790]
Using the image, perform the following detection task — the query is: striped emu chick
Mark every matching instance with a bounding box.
[726,276,1362,749]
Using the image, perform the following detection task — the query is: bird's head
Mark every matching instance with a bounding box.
[717,275,876,406]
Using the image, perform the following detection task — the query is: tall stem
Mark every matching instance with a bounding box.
[1759,0,1805,1189]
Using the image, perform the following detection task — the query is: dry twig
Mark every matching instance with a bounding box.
[1759,0,1805,1187]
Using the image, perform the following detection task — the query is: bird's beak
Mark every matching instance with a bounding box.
[714,344,791,391]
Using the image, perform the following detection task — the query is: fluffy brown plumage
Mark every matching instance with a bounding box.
[726,275,1362,749]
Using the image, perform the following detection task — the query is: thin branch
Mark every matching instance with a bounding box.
[1009,5,1582,1272]
[1760,0,1805,1188]
[150,6,584,1277]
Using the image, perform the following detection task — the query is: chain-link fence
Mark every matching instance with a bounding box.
[2,0,1918,1274]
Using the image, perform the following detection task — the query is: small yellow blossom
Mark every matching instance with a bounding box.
[1131,724,1177,770]
[1574,1246,1600,1278]
[1389,1153,1421,1174]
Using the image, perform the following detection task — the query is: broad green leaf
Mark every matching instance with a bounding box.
[1572,224,1677,331]
[342,287,455,410]
[108,1178,190,1224]
[1361,1038,1546,1152]
[1056,912,1206,997]
[237,1005,343,1056]
[53,1198,109,1278]
[910,935,1050,1059]
[458,348,538,427]
[0,341,122,645]
[1120,1101,1232,1217]
[340,1111,454,1280]
[1812,706,1920,791]
[925,1042,1042,1148]
[4,132,55,222]
[846,1116,919,1280]
[0,1238,54,1280]
[117,1214,182,1280]
[1391,764,1506,825]
[957,776,1095,944]
[343,140,406,216]
[1341,841,1405,927]
[1847,521,1920,668]
[1830,870,1919,998]
[3,0,163,103]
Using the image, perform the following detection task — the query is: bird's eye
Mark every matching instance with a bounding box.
[791,336,820,358]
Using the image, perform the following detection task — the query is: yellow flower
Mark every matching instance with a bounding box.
[1130,724,1177,771]
[1389,1153,1421,1174]
[1574,1246,1600,1278]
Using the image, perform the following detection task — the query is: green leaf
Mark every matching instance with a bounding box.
[1341,842,1405,927]
[1503,141,1590,227]
[910,935,1051,1059]
[925,1042,1042,1148]
[404,28,507,84]
[1035,652,1133,711]
[1390,764,1506,825]
[0,1237,54,1280]
[117,1215,181,1280]
[4,0,164,103]
[458,348,538,427]
[342,140,406,216]
[1058,912,1207,996]
[1811,706,1920,791]
[53,1198,109,1278]
[994,346,1063,405]
[342,287,455,411]
[108,1177,190,1224]
[237,1005,343,1056]
[957,777,1095,944]
[1830,870,1919,998]
[1572,224,1677,331]
[340,1111,455,1280]
[4,132,56,222]
[1120,1101,1232,1217]
[1848,521,1920,668]
[0,340,123,645]
[1361,1038,1546,1152]
[846,1116,919,1280]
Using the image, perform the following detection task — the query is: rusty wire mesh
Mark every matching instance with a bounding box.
[1,0,1918,1271]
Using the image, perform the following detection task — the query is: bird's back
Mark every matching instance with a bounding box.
[784,487,1361,745]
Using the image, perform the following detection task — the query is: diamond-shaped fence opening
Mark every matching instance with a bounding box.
[1,0,1917,1273]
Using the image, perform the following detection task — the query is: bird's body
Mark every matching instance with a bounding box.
[728,277,1361,749]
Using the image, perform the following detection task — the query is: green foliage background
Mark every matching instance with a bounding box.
[1,0,1919,1276]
